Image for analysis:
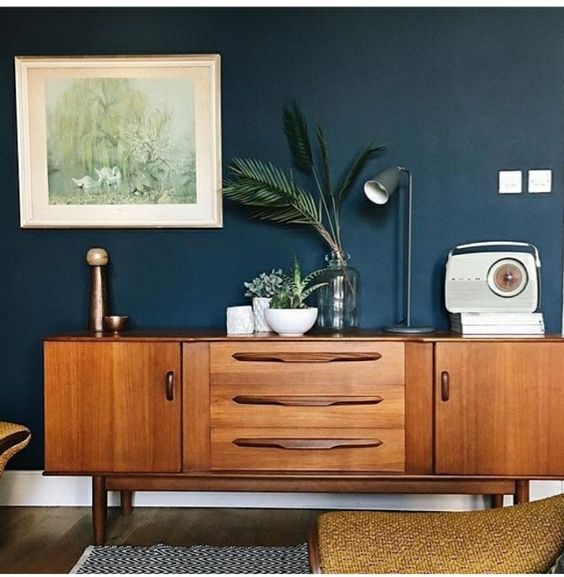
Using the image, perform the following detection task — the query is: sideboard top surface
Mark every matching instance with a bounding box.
[43,329,564,343]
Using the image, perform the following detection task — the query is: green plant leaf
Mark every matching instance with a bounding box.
[302,282,328,301]
[335,142,386,203]
[315,124,331,196]
[249,206,311,225]
[292,256,302,287]
[270,287,293,309]
[303,267,327,285]
[283,100,313,175]
[224,158,322,225]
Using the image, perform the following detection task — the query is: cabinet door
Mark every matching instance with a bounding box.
[435,342,564,476]
[45,341,181,473]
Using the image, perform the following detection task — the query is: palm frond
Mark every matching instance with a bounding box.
[224,157,320,225]
[249,206,313,225]
[335,142,386,203]
[315,124,331,196]
[283,100,313,174]
[223,102,386,257]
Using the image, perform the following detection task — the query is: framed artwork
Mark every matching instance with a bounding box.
[15,55,222,228]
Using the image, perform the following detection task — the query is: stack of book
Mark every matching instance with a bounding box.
[450,312,545,336]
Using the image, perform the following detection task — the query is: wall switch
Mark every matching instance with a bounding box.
[528,169,552,193]
[498,170,522,194]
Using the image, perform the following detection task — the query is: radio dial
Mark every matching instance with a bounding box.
[487,258,528,298]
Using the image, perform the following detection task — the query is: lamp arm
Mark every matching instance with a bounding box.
[398,167,413,327]
[365,165,433,333]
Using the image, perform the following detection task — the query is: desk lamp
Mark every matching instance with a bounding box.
[364,166,434,334]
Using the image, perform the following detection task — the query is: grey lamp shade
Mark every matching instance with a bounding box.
[364,166,402,205]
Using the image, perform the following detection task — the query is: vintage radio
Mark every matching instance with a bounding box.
[445,241,541,313]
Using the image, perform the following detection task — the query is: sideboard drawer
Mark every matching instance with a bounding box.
[210,427,405,472]
[210,382,404,429]
[209,342,404,387]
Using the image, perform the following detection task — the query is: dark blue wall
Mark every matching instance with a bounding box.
[2,8,563,469]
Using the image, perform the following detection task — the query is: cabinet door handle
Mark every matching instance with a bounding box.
[165,370,174,401]
[232,395,384,407]
[231,352,382,363]
[232,438,383,450]
[441,371,450,401]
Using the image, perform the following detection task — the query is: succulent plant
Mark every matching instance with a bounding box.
[243,269,285,299]
[270,259,327,309]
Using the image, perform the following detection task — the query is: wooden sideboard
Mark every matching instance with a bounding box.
[43,331,564,544]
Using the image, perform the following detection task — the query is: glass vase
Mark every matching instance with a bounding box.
[316,252,360,330]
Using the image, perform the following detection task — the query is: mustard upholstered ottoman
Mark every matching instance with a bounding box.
[0,421,31,476]
[309,493,564,574]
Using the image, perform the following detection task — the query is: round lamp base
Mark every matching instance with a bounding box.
[384,324,435,334]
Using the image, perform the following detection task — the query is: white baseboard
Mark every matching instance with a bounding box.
[1,471,562,510]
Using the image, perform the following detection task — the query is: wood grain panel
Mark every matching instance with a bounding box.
[210,342,404,387]
[44,341,181,473]
[183,342,210,472]
[211,383,404,429]
[435,342,564,476]
[405,342,433,474]
[210,427,405,472]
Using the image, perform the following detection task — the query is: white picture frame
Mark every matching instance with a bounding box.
[15,54,222,228]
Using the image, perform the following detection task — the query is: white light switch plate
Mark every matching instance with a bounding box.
[528,169,552,193]
[498,170,522,194]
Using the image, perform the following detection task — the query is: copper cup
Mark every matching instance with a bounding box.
[103,315,129,333]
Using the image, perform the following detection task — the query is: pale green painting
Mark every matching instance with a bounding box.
[46,77,196,205]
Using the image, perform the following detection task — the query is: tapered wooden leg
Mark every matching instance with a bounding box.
[120,490,133,515]
[515,480,530,504]
[490,494,504,508]
[307,526,322,574]
[92,476,107,545]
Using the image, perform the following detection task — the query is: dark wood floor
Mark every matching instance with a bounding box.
[0,506,320,573]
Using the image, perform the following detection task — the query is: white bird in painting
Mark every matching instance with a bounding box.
[72,173,102,190]
[96,166,122,188]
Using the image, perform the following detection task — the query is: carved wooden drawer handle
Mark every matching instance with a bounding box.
[232,438,383,450]
[232,395,384,407]
[165,370,174,401]
[441,371,450,402]
[231,352,382,363]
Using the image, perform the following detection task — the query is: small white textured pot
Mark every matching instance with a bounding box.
[226,305,255,335]
[252,297,272,332]
[264,308,318,337]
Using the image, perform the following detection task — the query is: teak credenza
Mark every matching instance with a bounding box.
[43,331,564,544]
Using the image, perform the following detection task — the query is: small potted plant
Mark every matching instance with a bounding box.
[244,269,285,332]
[265,259,327,337]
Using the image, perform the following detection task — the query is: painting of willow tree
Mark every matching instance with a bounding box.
[46,77,196,205]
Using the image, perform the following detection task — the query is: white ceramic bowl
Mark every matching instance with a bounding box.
[264,308,318,337]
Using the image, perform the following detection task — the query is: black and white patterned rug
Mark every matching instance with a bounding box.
[70,543,310,574]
